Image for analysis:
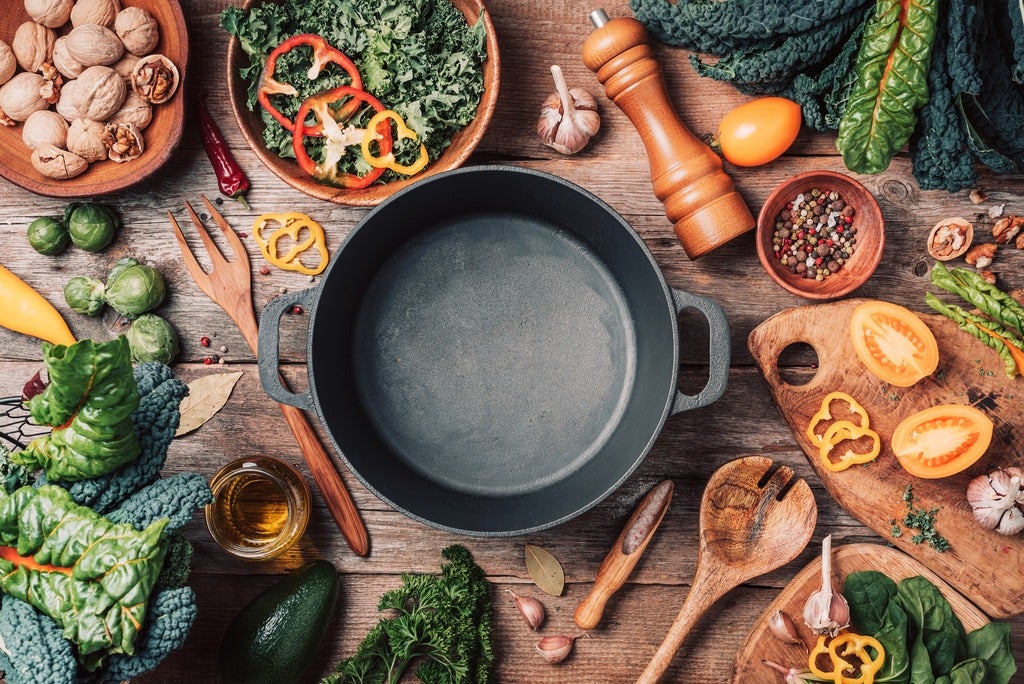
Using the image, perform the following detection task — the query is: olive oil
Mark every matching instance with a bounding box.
[206,457,311,560]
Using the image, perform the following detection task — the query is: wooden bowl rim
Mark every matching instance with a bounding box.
[755,170,885,301]
[225,0,500,207]
[0,0,189,198]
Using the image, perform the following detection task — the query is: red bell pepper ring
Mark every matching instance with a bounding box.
[258,33,363,135]
[292,85,393,190]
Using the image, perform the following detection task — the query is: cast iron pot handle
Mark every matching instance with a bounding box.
[669,289,731,415]
[257,288,317,410]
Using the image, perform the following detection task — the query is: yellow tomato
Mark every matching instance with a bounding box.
[892,404,993,479]
[849,301,939,387]
[716,97,802,167]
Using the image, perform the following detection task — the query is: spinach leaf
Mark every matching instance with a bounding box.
[944,659,988,684]
[836,0,940,173]
[894,576,967,677]
[965,622,1017,684]
[845,570,897,635]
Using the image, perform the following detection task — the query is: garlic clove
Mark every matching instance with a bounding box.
[766,609,806,650]
[536,634,585,664]
[507,589,545,631]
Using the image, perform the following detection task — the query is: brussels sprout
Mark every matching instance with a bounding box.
[104,257,166,318]
[66,202,119,252]
[27,216,70,255]
[126,313,179,364]
[63,276,106,316]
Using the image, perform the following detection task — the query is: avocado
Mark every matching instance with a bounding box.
[219,559,339,684]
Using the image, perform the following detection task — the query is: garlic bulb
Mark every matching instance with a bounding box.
[967,468,1024,535]
[802,535,849,637]
[537,64,600,155]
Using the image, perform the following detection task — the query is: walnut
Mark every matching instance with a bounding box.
[31,143,88,179]
[1017,232,1024,250]
[101,121,143,162]
[52,37,85,80]
[70,0,120,28]
[114,7,159,56]
[55,79,80,120]
[964,243,997,269]
[131,54,178,104]
[22,109,68,150]
[0,41,16,86]
[65,24,124,68]
[25,0,74,28]
[927,217,973,260]
[107,90,152,130]
[112,52,140,81]
[992,216,1023,245]
[74,65,126,121]
[67,118,108,162]
[980,270,998,285]
[0,72,50,122]
[12,21,56,73]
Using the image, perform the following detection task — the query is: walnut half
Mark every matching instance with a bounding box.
[964,243,997,270]
[993,216,1023,245]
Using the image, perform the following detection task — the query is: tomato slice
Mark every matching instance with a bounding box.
[891,404,993,479]
[850,301,939,387]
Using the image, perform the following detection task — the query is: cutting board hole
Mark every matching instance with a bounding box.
[776,342,818,386]
[677,307,710,395]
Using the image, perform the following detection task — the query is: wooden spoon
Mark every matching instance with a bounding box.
[636,456,817,683]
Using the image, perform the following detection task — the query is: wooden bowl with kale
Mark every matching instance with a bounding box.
[223,0,499,206]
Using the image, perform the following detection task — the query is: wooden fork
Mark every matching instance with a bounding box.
[169,196,370,556]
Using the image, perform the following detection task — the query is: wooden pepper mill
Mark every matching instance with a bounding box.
[582,10,754,259]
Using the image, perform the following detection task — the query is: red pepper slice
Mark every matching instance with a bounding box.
[292,85,393,189]
[258,33,363,135]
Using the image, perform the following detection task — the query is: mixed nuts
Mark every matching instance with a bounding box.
[0,0,181,180]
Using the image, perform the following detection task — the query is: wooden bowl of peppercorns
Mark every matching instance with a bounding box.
[755,170,885,300]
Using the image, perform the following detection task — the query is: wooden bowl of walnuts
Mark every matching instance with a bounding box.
[0,0,187,197]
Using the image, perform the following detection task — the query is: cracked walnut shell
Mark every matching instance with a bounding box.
[31,144,88,179]
[101,121,144,162]
[131,54,178,104]
[927,217,973,261]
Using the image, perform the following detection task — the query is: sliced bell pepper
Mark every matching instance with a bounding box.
[361,109,430,176]
[806,392,870,445]
[809,633,885,684]
[818,420,881,472]
[291,85,393,189]
[251,212,330,276]
[258,33,363,135]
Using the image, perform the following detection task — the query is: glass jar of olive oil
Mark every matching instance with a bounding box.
[205,456,311,560]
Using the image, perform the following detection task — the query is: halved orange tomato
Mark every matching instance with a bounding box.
[850,301,939,387]
[891,404,993,479]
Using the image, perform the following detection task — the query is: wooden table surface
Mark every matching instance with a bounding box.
[1,1,1023,682]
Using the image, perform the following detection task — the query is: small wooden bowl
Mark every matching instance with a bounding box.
[226,0,500,207]
[0,0,188,198]
[755,170,885,300]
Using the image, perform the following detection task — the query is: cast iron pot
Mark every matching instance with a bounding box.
[258,166,730,536]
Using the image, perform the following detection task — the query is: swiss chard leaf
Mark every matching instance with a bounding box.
[836,0,940,174]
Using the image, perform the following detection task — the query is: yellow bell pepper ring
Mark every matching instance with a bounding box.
[818,420,881,472]
[808,633,885,684]
[806,391,871,445]
[251,212,330,276]
[361,110,430,176]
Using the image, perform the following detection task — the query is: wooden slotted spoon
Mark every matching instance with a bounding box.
[636,456,817,683]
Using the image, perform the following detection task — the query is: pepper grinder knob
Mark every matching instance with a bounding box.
[582,11,754,259]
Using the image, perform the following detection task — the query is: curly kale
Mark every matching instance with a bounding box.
[0,443,33,493]
[0,596,77,684]
[64,363,188,513]
[107,473,213,532]
[324,545,494,684]
[156,530,195,589]
[92,587,198,684]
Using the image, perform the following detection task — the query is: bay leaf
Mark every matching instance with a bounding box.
[174,371,244,437]
[525,543,564,596]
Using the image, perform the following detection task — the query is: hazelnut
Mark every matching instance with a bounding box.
[0,71,50,123]
[67,118,108,162]
[992,216,1023,245]
[70,0,120,28]
[107,91,152,130]
[22,109,68,150]
[101,121,144,162]
[52,37,85,80]
[927,217,973,261]
[114,7,159,56]
[25,0,74,29]
[74,65,126,121]
[12,21,56,73]
[964,243,997,270]
[0,41,16,86]
[31,144,88,180]
[131,54,179,104]
[65,24,124,68]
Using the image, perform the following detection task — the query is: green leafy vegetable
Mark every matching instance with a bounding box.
[931,263,1024,336]
[15,338,140,482]
[836,0,940,174]
[322,544,494,684]
[926,293,1024,377]
[0,595,77,684]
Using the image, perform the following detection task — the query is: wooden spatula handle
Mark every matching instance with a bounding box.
[582,13,754,259]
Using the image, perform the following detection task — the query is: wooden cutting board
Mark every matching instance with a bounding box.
[748,298,1023,618]
[731,543,989,683]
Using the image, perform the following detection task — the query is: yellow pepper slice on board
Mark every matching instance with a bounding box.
[818,420,881,472]
[806,392,871,445]
[808,633,885,684]
[251,213,330,276]
[361,110,430,176]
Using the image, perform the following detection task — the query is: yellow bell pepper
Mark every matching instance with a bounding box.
[361,110,429,176]
[806,391,870,445]
[808,633,885,684]
[251,213,330,276]
[818,420,881,472]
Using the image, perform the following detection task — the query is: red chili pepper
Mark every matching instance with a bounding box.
[291,85,393,189]
[198,96,251,208]
[258,34,363,135]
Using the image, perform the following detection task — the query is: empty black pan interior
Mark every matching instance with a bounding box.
[309,167,678,535]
